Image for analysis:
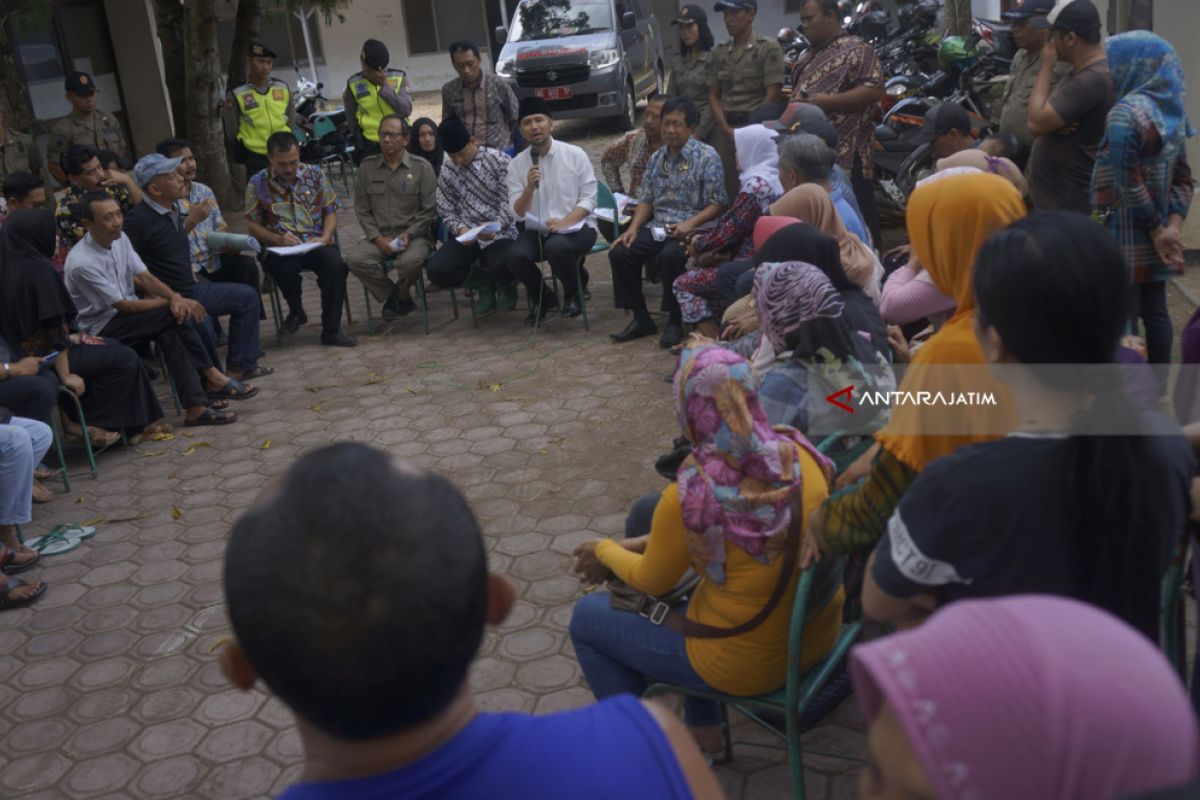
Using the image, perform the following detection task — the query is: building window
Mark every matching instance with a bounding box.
[405,0,441,55]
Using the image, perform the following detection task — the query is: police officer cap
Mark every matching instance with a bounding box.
[362,39,390,70]
[247,41,278,58]
[65,71,97,97]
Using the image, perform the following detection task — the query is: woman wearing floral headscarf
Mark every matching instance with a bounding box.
[1092,31,1194,371]
[569,344,843,756]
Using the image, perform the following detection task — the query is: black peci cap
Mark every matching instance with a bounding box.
[518,96,553,121]
[439,118,471,154]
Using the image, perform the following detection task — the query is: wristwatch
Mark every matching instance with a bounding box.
[2,363,10,379]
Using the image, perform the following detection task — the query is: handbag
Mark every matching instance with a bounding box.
[609,492,803,640]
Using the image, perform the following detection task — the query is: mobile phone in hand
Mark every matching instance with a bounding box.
[41,351,61,365]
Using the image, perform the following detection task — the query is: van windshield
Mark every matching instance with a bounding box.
[509,0,614,41]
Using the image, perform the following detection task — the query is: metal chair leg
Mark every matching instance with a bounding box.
[47,415,71,494]
[576,256,590,332]
[58,387,98,479]
[416,273,430,335]
[264,275,284,347]
[363,284,378,335]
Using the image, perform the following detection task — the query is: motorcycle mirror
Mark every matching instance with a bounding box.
[495,25,507,45]
[316,82,324,90]
[621,11,636,30]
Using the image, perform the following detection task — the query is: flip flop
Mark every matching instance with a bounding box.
[184,407,237,427]
[207,378,258,401]
[24,528,82,556]
[50,524,97,541]
[0,577,47,610]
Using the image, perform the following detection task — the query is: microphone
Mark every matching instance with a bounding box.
[530,148,540,188]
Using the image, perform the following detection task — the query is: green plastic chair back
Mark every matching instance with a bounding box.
[312,116,338,142]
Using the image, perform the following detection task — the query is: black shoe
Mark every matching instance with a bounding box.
[525,300,555,327]
[282,311,307,335]
[610,318,657,343]
[320,329,358,347]
[659,322,685,349]
[382,296,415,320]
[654,440,693,480]
[561,295,582,318]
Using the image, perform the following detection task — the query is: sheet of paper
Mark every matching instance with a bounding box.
[525,214,586,235]
[388,236,407,252]
[593,208,631,224]
[266,241,322,257]
[455,222,503,244]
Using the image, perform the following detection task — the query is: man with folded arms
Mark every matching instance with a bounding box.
[426,118,520,311]
[345,115,436,322]
[504,98,599,325]
[608,97,726,347]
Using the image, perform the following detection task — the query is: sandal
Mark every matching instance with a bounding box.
[207,377,258,401]
[208,398,230,411]
[0,576,47,610]
[3,546,39,574]
[184,407,237,427]
[65,427,121,448]
[33,465,56,481]
[25,528,82,556]
[32,480,53,504]
[229,365,274,380]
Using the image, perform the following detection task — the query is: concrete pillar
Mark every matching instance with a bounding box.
[104,0,175,157]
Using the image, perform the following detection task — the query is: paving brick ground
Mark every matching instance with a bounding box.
[5,92,1194,799]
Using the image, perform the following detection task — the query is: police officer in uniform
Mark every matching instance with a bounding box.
[47,71,128,185]
[0,107,46,192]
[223,42,301,178]
[706,0,783,200]
[344,39,413,165]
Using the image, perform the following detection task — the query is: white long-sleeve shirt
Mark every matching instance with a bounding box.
[506,138,598,230]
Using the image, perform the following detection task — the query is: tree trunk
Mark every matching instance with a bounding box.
[185,0,239,208]
[0,9,36,135]
[151,0,188,139]
[950,0,973,37]
[226,0,262,92]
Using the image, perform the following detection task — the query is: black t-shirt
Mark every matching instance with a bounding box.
[872,415,1195,639]
[1027,59,1115,212]
[124,201,195,295]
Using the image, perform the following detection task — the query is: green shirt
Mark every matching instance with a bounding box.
[47,110,126,169]
[707,34,783,114]
[667,50,715,139]
[0,129,44,184]
[353,151,437,241]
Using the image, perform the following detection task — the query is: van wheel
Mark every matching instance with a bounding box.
[618,84,636,131]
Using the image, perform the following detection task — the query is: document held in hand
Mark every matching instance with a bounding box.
[266,241,322,257]
[524,214,586,235]
[455,222,503,244]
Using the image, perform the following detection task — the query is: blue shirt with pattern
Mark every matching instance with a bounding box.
[638,138,727,225]
[184,180,226,274]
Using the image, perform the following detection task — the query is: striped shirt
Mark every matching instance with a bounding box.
[436,147,518,248]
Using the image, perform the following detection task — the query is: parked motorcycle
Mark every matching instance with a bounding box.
[778,27,809,93]
[294,75,352,168]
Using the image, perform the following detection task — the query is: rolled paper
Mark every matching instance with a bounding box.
[206,231,262,254]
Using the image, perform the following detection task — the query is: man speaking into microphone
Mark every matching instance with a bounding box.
[504,97,599,325]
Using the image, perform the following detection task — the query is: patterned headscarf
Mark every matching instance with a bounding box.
[753,261,845,354]
[673,344,832,584]
[1106,31,1194,151]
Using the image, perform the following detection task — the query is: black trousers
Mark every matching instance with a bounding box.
[504,226,597,302]
[0,376,56,424]
[352,137,381,166]
[99,308,213,410]
[426,238,516,289]
[608,228,688,321]
[263,244,348,333]
[240,146,270,179]
[851,154,882,255]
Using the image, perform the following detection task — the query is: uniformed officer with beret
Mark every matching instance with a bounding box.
[223,42,302,177]
[47,70,128,185]
[344,39,413,165]
[707,0,784,199]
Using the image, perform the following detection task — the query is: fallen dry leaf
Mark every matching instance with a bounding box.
[139,450,166,458]
[170,505,183,520]
[310,403,321,412]
[305,384,336,393]
[364,371,389,385]
[260,439,271,450]
[148,432,175,442]
[75,495,86,504]
[79,516,104,527]
[182,442,210,456]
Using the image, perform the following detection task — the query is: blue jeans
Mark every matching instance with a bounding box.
[568,492,722,727]
[0,418,52,526]
[188,279,263,373]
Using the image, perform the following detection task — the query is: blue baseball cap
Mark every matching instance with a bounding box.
[133,153,182,187]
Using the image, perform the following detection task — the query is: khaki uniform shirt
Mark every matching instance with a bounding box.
[997,49,1071,146]
[0,129,44,183]
[708,34,783,114]
[47,110,126,169]
[353,151,437,241]
[667,51,715,139]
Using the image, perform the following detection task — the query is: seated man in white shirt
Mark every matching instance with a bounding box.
[504,98,599,326]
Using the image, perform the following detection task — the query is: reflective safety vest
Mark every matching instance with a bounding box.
[234,81,292,155]
[348,71,407,142]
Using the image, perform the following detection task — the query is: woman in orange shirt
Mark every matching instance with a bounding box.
[569,343,844,755]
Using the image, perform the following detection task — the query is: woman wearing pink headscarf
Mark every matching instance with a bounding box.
[853,595,1200,799]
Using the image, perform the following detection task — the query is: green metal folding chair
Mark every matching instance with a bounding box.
[1161,528,1193,680]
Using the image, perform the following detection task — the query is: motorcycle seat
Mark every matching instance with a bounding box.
[875,124,899,142]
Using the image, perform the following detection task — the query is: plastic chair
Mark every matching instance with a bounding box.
[362,265,474,335]
[643,566,862,800]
